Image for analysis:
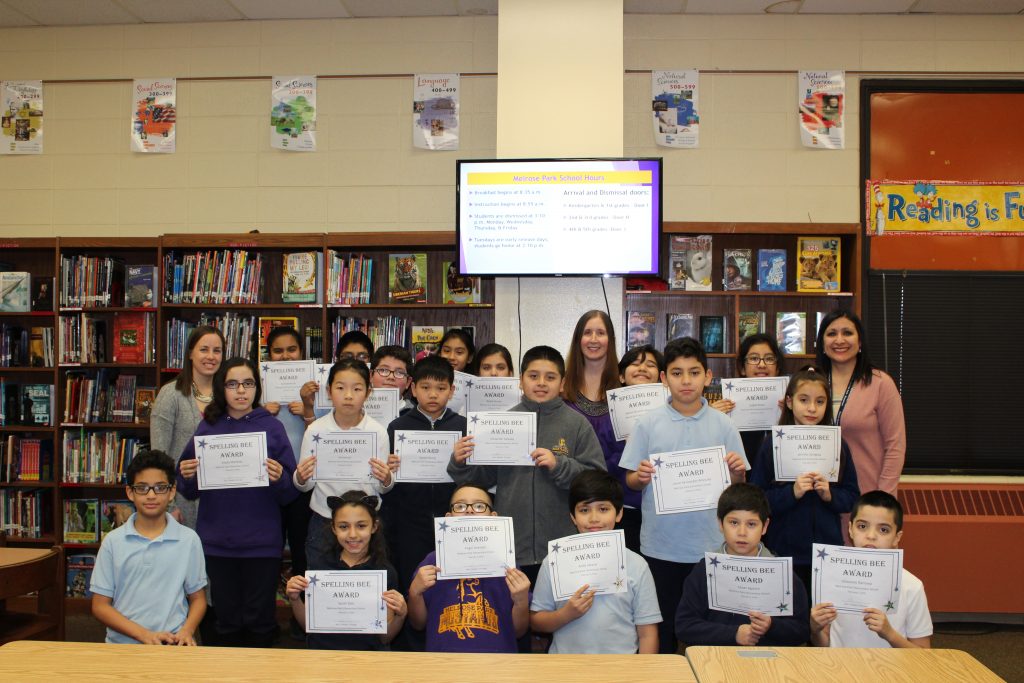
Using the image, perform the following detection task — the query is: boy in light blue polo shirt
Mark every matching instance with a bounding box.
[91,450,207,645]
[619,337,748,654]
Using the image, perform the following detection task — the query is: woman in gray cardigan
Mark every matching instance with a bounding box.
[150,325,224,528]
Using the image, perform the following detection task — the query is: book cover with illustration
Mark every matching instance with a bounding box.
[757,249,788,292]
[442,261,480,304]
[411,325,442,362]
[723,248,752,291]
[66,554,96,598]
[666,313,695,342]
[100,499,135,540]
[699,315,727,354]
[738,311,766,341]
[282,252,320,304]
[0,271,30,312]
[796,237,841,292]
[63,498,99,544]
[125,265,156,307]
[30,276,53,312]
[668,235,712,291]
[776,311,808,355]
[21,383,53,426]
[625,311,657,350]
[389,253,428,303]
[113,312,150,364]
[134,387,156,424]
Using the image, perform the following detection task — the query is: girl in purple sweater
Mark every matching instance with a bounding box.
[177,357,298,647]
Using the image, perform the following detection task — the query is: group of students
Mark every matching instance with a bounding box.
[91,310,930,655]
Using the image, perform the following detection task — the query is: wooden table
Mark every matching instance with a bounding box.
[685,646,1004,683]
[0,641,697,682]
[0,547,64,644]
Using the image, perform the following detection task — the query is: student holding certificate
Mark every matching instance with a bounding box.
[285,491,408,650]
[750,368,859,592]
[382,356,469,598]
[619,338,747,655]
[449,345,606,582]
[177,357,299,648]
[531,471,661,654]
[710,333,785,470]
[675,484,809,648]
[811,491,932,649]
[294,359,394,570]
[407,484,531,653]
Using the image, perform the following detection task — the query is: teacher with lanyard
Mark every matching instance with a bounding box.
[815,311,906,495]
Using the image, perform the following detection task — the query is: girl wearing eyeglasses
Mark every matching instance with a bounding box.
[176,357,299,648]
[711,333,786,470]
[285,491,408,650]
[293,358,394,572]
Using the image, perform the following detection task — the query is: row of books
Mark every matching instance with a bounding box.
[667,236,841,293]
[0,488,49,538]
[162,249,265,305]
[1,324,54,368]
[59,256,126,308]
[64,498,135,544]
[332,314,409,350]
[0,380,53,426]
[57,313,107,364]
[165,312,256,368]
[61,430,146,485]
[1,436,53,482]
[328,251,373,304]
[63,370,151,425]
[626,310,825,355]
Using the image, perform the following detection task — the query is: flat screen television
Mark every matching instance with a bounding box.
[456,158,662,276]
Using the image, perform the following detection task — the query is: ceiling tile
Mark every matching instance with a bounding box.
[455,0,497,15]
[911,0,1024,12]
[685,0,779,13]
[6,0,139,25]
[0,1,39,26]
[625,0,686,13]
[117,0,244,22]
[230,0,352,20]
[800,0,916,12]
[340,0,458,18]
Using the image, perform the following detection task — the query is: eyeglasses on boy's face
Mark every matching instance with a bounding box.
[373,367,409,380]
[130,483,173,495]
[745,355,778,366]
[450,502,492,514]
[224,379,257,390]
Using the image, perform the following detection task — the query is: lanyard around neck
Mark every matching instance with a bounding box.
[830,371,855,424]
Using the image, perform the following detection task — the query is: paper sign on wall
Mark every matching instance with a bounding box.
[1,80,43,155]
[413,73,459,151]
[131,78,176,153]
[271,75,317,151]
[798,70,844,150]
[652,69,699,148]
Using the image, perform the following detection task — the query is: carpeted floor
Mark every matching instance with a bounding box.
[59,613,1021,681]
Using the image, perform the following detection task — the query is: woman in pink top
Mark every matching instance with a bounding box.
[815,311,906,495]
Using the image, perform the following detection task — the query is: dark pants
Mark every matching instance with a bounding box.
[644,555,695,655]
[282,490,313,578]
[518,563,542,653]
[794,562,812,599]
[204,555,281,648]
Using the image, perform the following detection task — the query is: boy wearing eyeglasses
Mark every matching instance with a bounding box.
[406,485,531,653]
[370,345,415,416]
[91,450,208,645]
[383,356,469,602]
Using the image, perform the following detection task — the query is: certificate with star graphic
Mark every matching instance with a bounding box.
[435,515,516,580]
[649,446,730,515]
[706,552,794,616]
[606,383,670,441]
[466,411,537,466]
[304,569,387,634]
[364,387,401,426]
[195,432,268,490]
[466,376,521,412]
[449,370,473,415]
[313,363,333,411]
[547,530,628,600]
[812,543,903,614]
[393,430,459,483]
[260,360,315,404]
[772,425,841,482]
[721,376,788,431]
[311,431,378,483]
